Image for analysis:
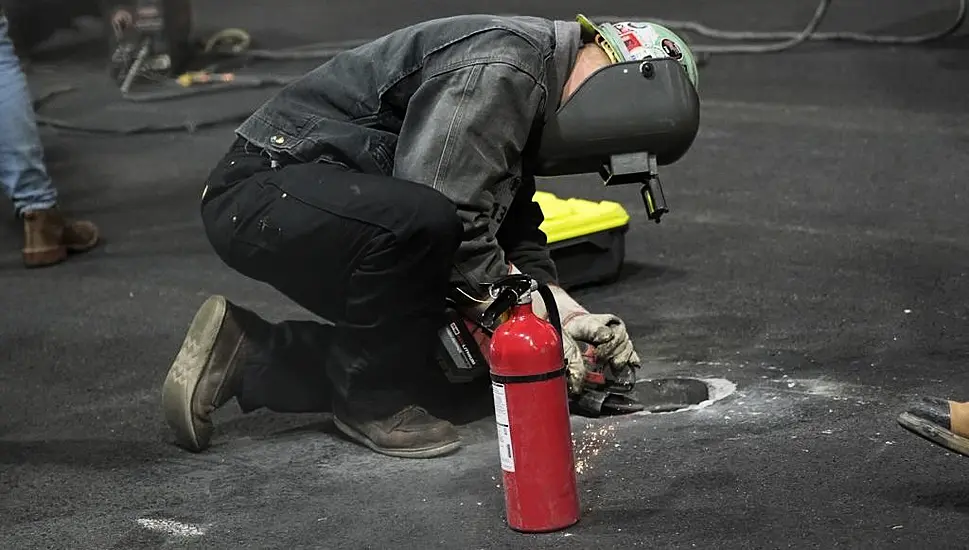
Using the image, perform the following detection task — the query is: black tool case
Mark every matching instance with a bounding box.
[534,191,630,289]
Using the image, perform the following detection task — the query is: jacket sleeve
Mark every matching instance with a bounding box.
[496,175,559,286]
[392,61,546,300]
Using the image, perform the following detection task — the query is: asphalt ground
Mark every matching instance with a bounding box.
[3,1,969,548]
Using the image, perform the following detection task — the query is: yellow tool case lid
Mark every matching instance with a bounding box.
[534,191,630,244]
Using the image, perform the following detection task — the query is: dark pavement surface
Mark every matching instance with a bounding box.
[3,0,969,548]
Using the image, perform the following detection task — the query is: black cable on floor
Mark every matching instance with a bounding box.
[32,0,968,135]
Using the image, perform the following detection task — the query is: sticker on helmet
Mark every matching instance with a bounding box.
[661,38,683,60]
[620,32,643,51]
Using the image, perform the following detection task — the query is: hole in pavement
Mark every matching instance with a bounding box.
[634,377,712,413]
[569,377,734,418]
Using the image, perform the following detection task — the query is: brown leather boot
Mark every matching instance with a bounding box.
[162,295,247,452]
[333,404,462,459]
[22,207,100,268]
[23,207,99,267]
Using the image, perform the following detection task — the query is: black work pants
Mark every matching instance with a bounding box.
[199,138,462,419]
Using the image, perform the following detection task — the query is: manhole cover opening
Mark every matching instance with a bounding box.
[634,377,710,413]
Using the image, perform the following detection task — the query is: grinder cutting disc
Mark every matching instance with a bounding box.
[601,392,645,413]
[570,389,645,417]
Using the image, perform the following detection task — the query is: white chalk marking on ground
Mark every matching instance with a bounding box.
[769,377,861,399]
[135,518,208,538]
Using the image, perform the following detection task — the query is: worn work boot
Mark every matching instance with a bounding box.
[333,405,462,459]
[898,396,969,457]
[162,295,246,452]
[22,207,99,267]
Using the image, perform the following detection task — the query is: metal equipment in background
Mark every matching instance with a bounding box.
[103,0,194,94]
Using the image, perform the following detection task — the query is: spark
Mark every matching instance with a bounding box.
[572,422,619,475]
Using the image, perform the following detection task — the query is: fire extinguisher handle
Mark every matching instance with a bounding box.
[481,287,518,328]
[480,277,565,360]
[480,274,535,329]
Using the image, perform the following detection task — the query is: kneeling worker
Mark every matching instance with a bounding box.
[161,14,699,458]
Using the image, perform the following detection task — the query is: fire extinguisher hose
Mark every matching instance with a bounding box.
[535,283,564,359]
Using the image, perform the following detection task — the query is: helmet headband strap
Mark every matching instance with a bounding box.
[594,34,622,63]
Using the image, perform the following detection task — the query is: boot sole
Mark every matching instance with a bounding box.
[332,416,462,459]
[23,246,67,268]
[161,295,229,452]
[23,234,99,268]
[898,411,969,457]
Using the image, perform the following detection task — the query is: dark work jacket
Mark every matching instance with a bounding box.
[235,14,582,300]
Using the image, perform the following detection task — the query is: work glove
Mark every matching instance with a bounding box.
[503,264,604,394]
[456,265,639,394]
[559,327,590,395]
[531,283,641,393]
[460,286,588,394]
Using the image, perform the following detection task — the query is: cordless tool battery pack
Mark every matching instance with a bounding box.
[534,191,630,289]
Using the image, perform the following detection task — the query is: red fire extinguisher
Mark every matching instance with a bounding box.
[480,275,580,533]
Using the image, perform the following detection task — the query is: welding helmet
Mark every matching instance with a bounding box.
[576,14,699,91]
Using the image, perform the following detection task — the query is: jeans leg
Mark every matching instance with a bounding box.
[0,16,57,215]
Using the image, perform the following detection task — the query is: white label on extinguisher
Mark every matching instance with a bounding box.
[497,425,515,472]
[492,382,515,472]
[492,382,510,425]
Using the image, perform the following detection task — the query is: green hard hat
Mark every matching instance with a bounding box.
[577,14,699,91]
